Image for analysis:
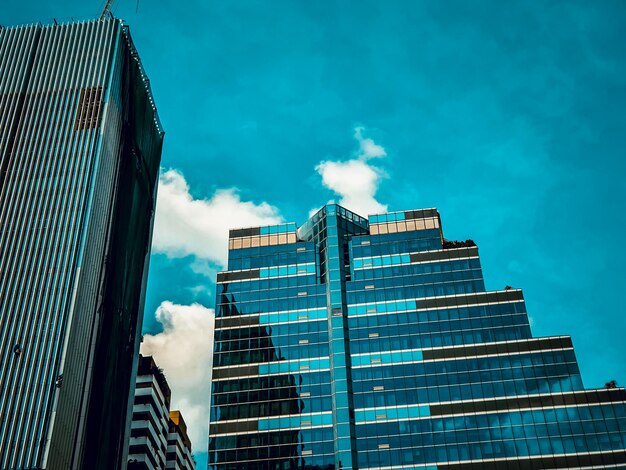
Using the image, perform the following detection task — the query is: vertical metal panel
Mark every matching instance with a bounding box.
[46,21,122,468]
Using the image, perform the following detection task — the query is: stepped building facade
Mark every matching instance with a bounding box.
[128,356,195,470]
[209,204,626,470]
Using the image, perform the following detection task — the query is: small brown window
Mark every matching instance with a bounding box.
[75,86,102,130]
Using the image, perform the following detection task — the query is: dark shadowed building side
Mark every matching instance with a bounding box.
[0,18,163,470]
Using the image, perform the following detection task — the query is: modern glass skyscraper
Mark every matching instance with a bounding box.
[0,19,163,469]
[210,204,626,469]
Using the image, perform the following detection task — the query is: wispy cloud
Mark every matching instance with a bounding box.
[152,169,283,267]
[141,301,215,454]
[315,126,388,217]
[354,126,386,159]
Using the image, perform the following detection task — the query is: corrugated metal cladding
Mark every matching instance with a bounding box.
[0,18,163,470]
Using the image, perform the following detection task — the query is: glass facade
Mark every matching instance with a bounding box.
[209,204,626,469]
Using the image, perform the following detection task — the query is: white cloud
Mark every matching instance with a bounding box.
[152,169,283,267]
[142,127,390,459]
[141,301,215,454]
[354,126,386,159]
[315,127,388,217]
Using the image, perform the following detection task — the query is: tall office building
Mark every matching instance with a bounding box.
[209,204,626,469]
[0,19,163,469]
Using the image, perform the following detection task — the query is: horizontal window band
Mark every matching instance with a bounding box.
[212,365,259,380]
[210,392,333,409]
[355,404,431,423]
[354,390,625,426]
[213,357,331,379]
[217,264,316,283]
[415,290,523,311]
[353,247,479,270]
[430,388,626,417]
[361,466,438,470]
[229,227,261,238]
[209,413,333,435]
[351,349,423,367]
[351,346,570,369]
[348,289,524,317]
[215,315,261,329]
[215,307,328,329]
[368,220,440,236]
[212,368,331,382]
[437,450,626,470]
[409,246,478,264]
[258,223,298,235]
[350,337,574,369]
[209,422,334,438]
[216,269,260,283]
[405,208,439,220]
[210,419,258,435]
[260,263,316,279]
[210,434,334,448]
[368,209,438,225]
[259,412,333,430]
[228,233,299,249]
[422,336,573,361]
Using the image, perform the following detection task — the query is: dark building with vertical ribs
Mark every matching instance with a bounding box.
[209,204,626,470]
[0,18,163,469]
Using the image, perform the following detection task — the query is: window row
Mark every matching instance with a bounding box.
[347,303,527,327]
[218,284,325,301]
[351,230,442,258]
[352,257,480,276]
[212,384,332,406]
[352,376,582,408]
[227,243,315,269]
[210,446,336,467]
[349,314,530,342]
[218,273,320,293]
[352,351,577,382]
[211,397,333,421]
[212,376,332,395]
[354,325,532,351]
[212,372,333,393]
[348,270,485,297]
[355,430,625,468]
[215,323,328,343]
[214,344,331,367]
[355,404,626,438]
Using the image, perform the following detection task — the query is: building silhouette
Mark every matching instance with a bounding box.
[209,204,626,469]
[0,18,163,469]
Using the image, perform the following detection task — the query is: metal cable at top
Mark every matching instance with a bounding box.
[100,0,114,19]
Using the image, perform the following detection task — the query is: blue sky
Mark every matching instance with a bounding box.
[4,1,626,467]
